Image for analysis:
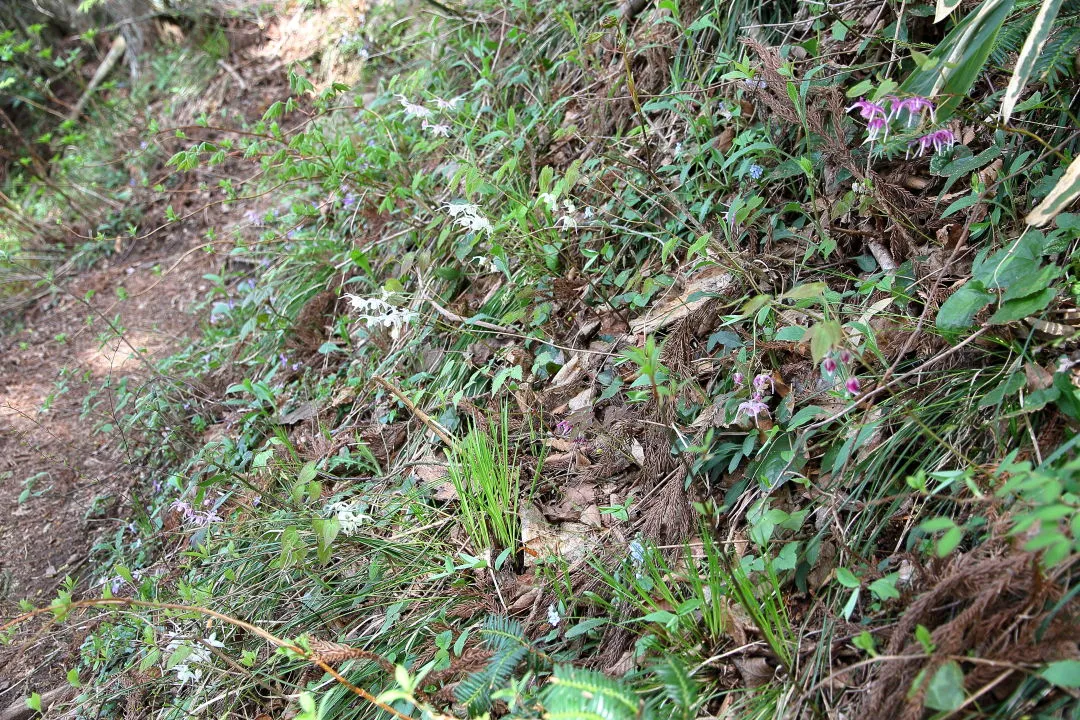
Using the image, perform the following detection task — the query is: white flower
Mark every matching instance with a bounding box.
[342,293,416,341]
[443,202,480,218]
[556,213,577,231]
[547,603,561,627]
[629,539,646,568]
[443,201,494,236]
[329,500,371,536]
[472,256,499,274]
[174,664,201,685]
[434,96,463,111]
[455,213,494,236]
[396,95,433,120]
[537,192,558,212]
[422,120,451,137]
[583,207,594,220]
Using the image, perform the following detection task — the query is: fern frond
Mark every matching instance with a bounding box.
[652,656,699,720]
[1033,23,1080,89]
[542,665,642,720]
[479,614,526,651]
[454,645,528,714]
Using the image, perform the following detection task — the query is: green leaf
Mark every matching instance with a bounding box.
[775,326,807,342]
[989,287,1057,324]
[25,693,41,713]
[781,282,829,301]
[564,617,607,639]
[936,280,993,330]
[836,567,861,588]
[901,0,1015,119]
[1040,659,1080,688]
[1000,0,1066,124]
[869,574,901,600]
[1028,154,1080,227]
[787,405,824,428]
[924,661,966,711]
[934,0,965,22]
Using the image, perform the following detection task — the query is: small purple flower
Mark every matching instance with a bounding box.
[907,129,956,158]
[742,78,766,90]
[110,576,125,594]
[732,372,744,385]
[838,349,853,364]
[748,164,764,180]
[889,96,936,126]
[343,192,357,207]
[738,398,770,422]
[822,357,837,375]
[845,377,862,395]
[866,116,888,143]
[847,99,887,121]
[279,353,288,368]
[555,420,573,437]
[753,373,775,394]
[171,500,194,518]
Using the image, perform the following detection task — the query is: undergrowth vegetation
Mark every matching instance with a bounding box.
[3,0,1080,717]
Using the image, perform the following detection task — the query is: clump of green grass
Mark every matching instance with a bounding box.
[448,405,528,555]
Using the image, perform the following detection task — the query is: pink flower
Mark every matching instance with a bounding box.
[907,129,956,158]
[845,377,862,395]
[738,398,770,422]
[555,420,572,437]
[866,116,888,143]
[732,372,744,385]
[838,349,853,364]
[889,96,936,126]
[847,99,887,121]
[753,373,775,394]
[822,357,837,375]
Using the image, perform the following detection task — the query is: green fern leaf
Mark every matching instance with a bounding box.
[652,656,699,720]
[542,665,641,720]
[479,615,526,651]
[454,645,528,714]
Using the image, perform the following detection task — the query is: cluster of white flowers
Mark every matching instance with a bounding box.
[538,193,582,232]
[434,96,463,111]
[422,120,451,137]
[329,500,371,536]
[164,632,224,687]
[342,292,416,341]
[443,202,494,236]
[396,94,433,120]
[547,603,562,627]
[471,255,499,274]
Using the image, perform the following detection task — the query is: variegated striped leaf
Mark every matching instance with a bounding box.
[1001,0,1066,125]
[935,0,967,23]
[1027,154,1080,227]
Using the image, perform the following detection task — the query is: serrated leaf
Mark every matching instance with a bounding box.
[1001,0,1066,125]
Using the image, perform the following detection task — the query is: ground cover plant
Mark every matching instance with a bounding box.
[1,0,1080,717]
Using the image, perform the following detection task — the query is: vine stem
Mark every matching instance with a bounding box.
[0,598,414,720]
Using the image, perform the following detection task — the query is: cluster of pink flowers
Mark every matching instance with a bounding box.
[847,94,955,156]
[821,349,862,396]
[171,499,223,527]
[735,372,776,424]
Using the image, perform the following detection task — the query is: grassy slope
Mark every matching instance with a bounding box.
[6,0,1080,717]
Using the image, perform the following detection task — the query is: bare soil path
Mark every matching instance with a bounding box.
[0,232,214,701]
